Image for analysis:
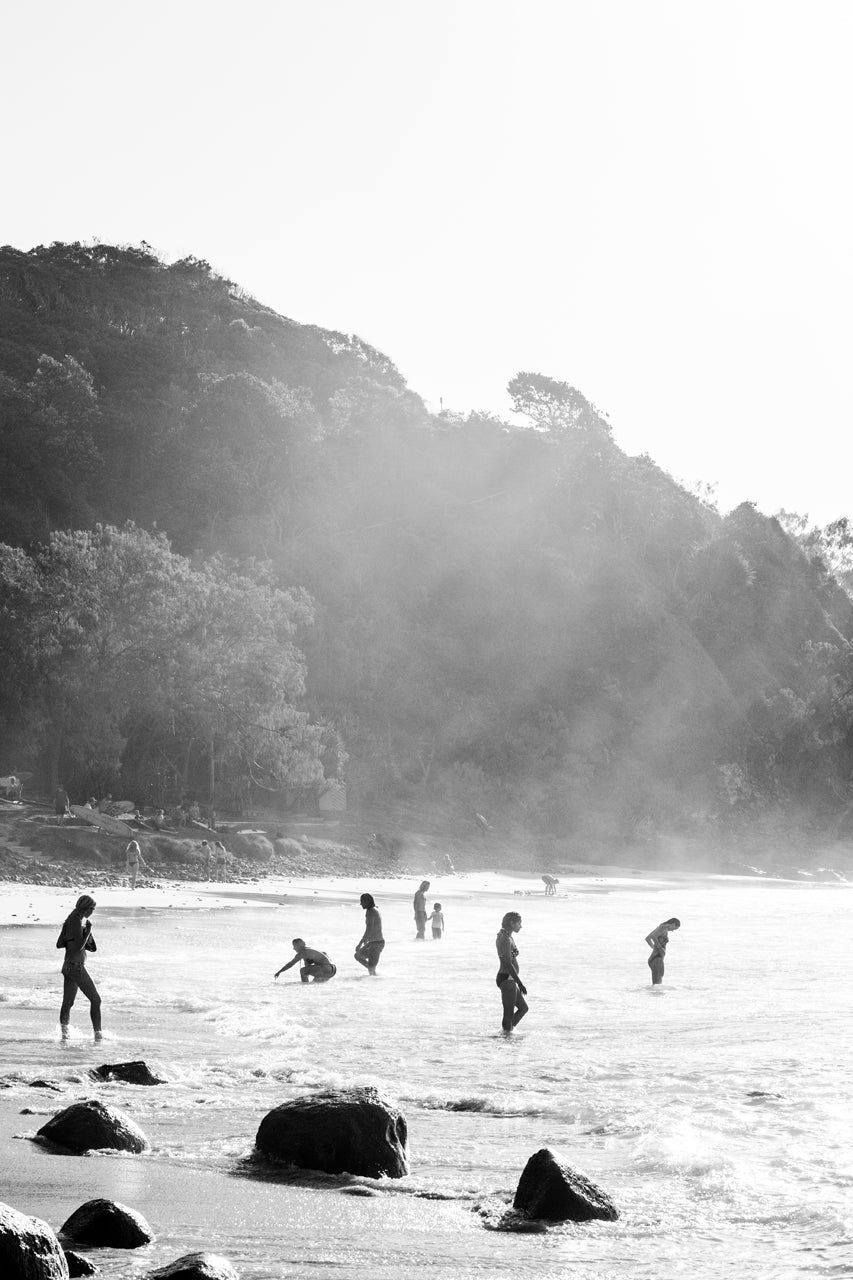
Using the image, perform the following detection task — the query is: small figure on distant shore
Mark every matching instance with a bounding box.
[56,894,101,1041]
[413,879,430,939]
[275,938,337,983]
[199,840,212,879]
[125,839,148,890]
[54,784,71,824]
[355,892,385,974]
[496,911,528,1034]
[645,917,680,985]
[542,874,559,896]
[442,852,455,874]
[429,902,445,939]
[214,841,229,881]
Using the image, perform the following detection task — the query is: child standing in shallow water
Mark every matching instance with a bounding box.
[429,903,445,939]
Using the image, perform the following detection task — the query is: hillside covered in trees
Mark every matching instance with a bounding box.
[2,241,853,859]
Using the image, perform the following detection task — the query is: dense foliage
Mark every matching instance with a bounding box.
[1,241,852,848]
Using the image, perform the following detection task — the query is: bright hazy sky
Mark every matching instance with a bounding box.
[5,1,852,522]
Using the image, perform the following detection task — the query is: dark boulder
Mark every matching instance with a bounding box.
[91,1061,165,1086]
[63,1251,98,1277]
[37,1100,149,1153]
[513,1148,618,1222]
[146,1252,239,1280]
[255,1086,408,1178]
[59,1200,153,1249]
[0,1201,69,1279]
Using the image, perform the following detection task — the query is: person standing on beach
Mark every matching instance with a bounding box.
[56,894,102,1041]
[354,893,385,974]
[275,938,337,983]
[214,841,229,881]
[124,840,148,890]
[496,911,528,1034]
[54,784,71,823]
[645,917,680,985]
[413,879,430,940]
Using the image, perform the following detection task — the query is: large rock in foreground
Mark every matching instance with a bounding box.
[146,1253,238,1280]
[255,1087,408,1178]
[37,1100,149,1153]
[91,1061,165,1086]
[59,1200,153,1249]
[0,1201,69,1279]
[513,1148,619,1222]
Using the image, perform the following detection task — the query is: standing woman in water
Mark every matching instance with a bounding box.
[354,893,385,974]
[496,911,528,1034]
[56,894,102,1040]
[645,917,681,985]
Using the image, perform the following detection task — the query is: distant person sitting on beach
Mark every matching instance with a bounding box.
[125,840,148,890]
[56,894,101,1041]
[645,917,681,985]
[84,796,97,810]
[152,808,167,830]
[429,902,445,939]
[542,874,559,896]
[496,911,528,1034]
[413,879,430,940]
[54,784,71,823]
[98,793,113,814]
[354,893,385,974]
[275,938,337,983]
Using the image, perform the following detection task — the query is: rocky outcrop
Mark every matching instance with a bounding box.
[513,1148,618,1222]
[59,1200,153,1249]
[255,1087,408,1178]
[0,1201,69,1279]
[63,1251,98,1277]
[91,1061,165,1086]
[37,1100,149,1153]
[146,1252,239,1280]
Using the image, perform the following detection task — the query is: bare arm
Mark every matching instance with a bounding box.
[275,956,300,978]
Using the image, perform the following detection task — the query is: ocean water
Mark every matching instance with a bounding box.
[1,872,852,1279]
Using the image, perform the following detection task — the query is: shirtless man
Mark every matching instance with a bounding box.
[275,938,337,983]
[645,917,681,985]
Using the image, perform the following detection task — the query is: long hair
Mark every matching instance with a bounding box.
[74,894,96,916]
[501,911,521,930]
[360,893,376,910]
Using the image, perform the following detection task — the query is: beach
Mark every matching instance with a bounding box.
[2,869,852,1278]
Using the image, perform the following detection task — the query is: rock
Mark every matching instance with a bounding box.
[146,1252,239,1280]
[90,1061,166,1086]
[59,1200,153,1249]
[0,1201,69,1279]
[255,1087,408,1178]
[512,1148,619,1222]
[37,1100,149,1153]
[63,1251,99,1277]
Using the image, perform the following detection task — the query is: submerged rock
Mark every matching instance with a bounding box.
[63,1250,99,1277]
[37,1100,149,1153]
[255,1086,409,1178]
[90,1061,165,1086]
[0,1200,69,1279]
[59,1199,153,1249]
[513,1148,618,1222]
[146,1252,239,1280]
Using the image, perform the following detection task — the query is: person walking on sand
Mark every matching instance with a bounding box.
[413,879,430,940]
[645,917,680,985]
[54,784,71,824]
[124,840,148,890]
[354,893,385,974]
[429,902,445,939]
[496,911,528,1034]
[275,938,337,983]
[56,894,102,1041]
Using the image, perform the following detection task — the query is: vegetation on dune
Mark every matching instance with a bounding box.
[1,240,852,853]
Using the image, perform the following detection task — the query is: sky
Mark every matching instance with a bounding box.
[4,0,852,522]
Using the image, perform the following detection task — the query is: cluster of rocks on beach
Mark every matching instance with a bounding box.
[2,1064,619,1279]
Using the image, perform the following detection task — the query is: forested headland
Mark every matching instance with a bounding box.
[2,241,853,864]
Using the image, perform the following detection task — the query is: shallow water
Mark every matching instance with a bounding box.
[1,873,852,1278]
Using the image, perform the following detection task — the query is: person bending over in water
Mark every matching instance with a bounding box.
[645,917,681,985]
[496,911,528,1034]
[56,894,102,1041]
[413,879,430,940]
[275,938,337,983]
[354,893,385,974]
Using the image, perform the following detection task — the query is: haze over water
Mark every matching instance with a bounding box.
[1,873,851,1278]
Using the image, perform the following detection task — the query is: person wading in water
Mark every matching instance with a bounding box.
[644,917,681,985]
[354,893,385,974]
[413,879,430,940]
[57,894,102,1041]
[495,911,528,1034]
